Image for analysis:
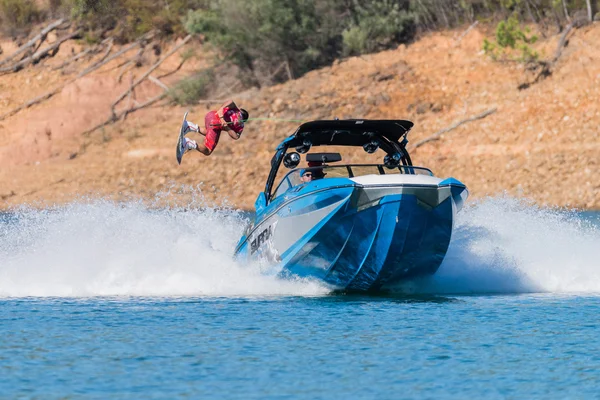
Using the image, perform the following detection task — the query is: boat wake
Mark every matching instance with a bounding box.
[1,196,599,297]
[392,196,600,295]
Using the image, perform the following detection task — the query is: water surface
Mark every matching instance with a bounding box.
[1,198,599,398]
[2,295,600,399]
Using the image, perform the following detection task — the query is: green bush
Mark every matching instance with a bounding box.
[342,26,369,57]
[185,0,417,84]
[484,15,539,62]
[186,0,347,84]
[342,0,416,56]
[67,0,125,34]
[65,0,207,42]
[0,0,40,36]
[168,68,215,105]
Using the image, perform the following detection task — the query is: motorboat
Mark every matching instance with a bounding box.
[234,119,468,291]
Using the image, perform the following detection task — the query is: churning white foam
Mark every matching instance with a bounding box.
[400,196,600,294]
[0,201,326,297]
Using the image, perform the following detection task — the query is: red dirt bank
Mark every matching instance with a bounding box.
[0,26,599,210]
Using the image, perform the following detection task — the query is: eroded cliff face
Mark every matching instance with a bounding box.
[1,25,599,210]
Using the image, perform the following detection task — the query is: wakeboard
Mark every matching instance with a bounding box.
[176,111,189,165]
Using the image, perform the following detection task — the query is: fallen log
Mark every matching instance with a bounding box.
[83,92,168,136]
[156,56,188,79]
[51,38,110,71]
[114,70,136,120]
[410,108,497,150]
[115,46,146,83]
[111,35,192,111]
[123,71,135,121]
[148,75,169,91]
[518,23,574,90]
[0,87,64,121]
[0,19,65,67]
[0,33,154,122]
[103,38,193,128]
[91,38,114,66]
[77,34,151,78]
[0,30,81,74]
[122,92,166,120]
[30,21,71,55]
[52,47,95,71]
[455,21,478,45]
[114,46,144,74]
[117,60,134,83]
[0,32,157,122]
[551,23,573,64]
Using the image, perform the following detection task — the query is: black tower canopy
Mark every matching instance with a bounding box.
[264,119,415,202]
[285,119,414,149]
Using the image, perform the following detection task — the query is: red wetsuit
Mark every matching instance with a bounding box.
[203,111,221,152]
[203,106,245,152]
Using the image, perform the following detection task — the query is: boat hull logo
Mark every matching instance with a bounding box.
[250,224,274,254]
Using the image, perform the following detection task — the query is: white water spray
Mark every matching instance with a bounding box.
[0,201,326,297]
[1,196,599,297]
[404,196,600,294]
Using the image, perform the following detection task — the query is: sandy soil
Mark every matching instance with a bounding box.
[1,24,599,210]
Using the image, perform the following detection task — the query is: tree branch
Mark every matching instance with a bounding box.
[148,75,169,91]
[0,19,65,67]
[0,30,81,74]
[551,23,573,64]
[586,0,594,22]
[518,23,574,90]
[83,92,168,136]
[111,35,192,110]
[455,21,478,45]
[0,87,63,121]
[0,32,155,121]
[95,38,114,65]
[77,31,154,78]
[410,108,497,150]
[51,43,103,71]
[562,0,571,23]
[155,56,188,79]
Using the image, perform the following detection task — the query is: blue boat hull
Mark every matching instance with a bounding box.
[235,179,467,291]
[285,194,456,290]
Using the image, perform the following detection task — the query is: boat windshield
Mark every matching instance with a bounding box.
[271,164,433,200]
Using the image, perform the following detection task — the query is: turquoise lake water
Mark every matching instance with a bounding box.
[1,197,599,398]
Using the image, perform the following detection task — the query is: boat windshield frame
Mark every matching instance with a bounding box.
[264,119,416,204]
[271,164,434,201]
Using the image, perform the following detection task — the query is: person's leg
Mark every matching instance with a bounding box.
[195,142,212,155]
[200,128,220,156]
[201,111,221,156]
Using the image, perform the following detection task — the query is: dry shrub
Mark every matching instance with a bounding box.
[0,0,40,37]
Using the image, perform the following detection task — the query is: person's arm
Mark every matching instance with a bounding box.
[216,100,238,119]
[226,129,241,140]
[216,100,239,130]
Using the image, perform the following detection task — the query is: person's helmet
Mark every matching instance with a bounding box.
[227,112,244,133]
[240,108,249,122]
